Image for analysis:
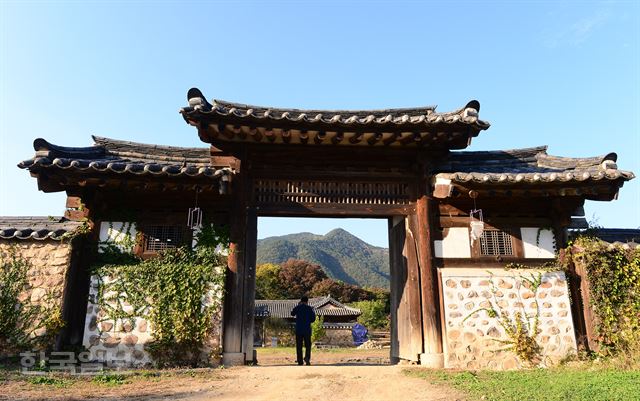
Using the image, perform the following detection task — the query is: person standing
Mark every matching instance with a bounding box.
[291,295,316,366]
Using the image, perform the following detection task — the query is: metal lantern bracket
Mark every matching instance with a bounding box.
[187,187,204,230]
[469,190,484,242]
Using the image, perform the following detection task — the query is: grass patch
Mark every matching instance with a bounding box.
[405,367,640,401]
[28,376,74,388]
[91,372,127,386]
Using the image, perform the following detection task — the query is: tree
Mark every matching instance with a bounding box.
[351,299,389,329]
[311,279,371,303]
[255,263,287,299]
[311,315,326,343]
[278,259,328,298]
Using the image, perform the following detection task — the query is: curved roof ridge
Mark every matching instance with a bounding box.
[212,98,438,117]
[90,136,210,165]
[447,145,548,160]
[91,135,209,155]
[18,136,232,184]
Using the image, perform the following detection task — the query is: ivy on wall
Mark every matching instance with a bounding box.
[562,237,640,355]
[92,224,228,367]
[0,247,65,354]
[465,272,544,365]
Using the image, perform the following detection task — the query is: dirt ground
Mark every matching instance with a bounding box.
[0,348,462,401]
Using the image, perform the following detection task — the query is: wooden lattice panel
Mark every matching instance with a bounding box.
[255,179,410,205]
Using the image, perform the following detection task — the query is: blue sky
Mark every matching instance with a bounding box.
[1,1,638,248]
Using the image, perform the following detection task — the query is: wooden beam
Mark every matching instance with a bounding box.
[256,203,415,217]
[434,258,556,268]
[314,131,327,144]
[264,129,276,143]
[399,132,421,146]
[367,132,383,145]
[383,133,399,146]
[299,130,309,144]
[331,132,344,145]
[281,129,291,144]
[349,132,364,144]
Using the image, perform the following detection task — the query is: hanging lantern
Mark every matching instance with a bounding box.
[187,187,203,230]
[469,190,484,242]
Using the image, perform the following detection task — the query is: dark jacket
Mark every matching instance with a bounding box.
[291,303,316,336]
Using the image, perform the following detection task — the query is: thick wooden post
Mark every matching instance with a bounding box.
[415,182,444,367]
[222,156,249,365]
[241,207,258,363]
[389,215,423,362]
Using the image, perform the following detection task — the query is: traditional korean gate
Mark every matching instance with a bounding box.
[179,88,489,367]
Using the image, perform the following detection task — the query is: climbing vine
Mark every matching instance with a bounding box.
[92,223,228,367]
[0,247,65,354]
[465,272,544,365]
[561,237,640,355]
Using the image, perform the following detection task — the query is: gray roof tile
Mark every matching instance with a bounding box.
[18,136,232,179]
[0,216,82,241]
[254,296,361,319]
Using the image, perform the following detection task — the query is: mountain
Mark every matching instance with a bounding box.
[256,228,390,288]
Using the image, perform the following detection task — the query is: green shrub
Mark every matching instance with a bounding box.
[566,237,640,356]
[311,316,326,343]
[92,224,227,367]
[351,299,389,329]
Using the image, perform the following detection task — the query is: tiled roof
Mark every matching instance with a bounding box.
[254,296,361,319]
[18,136,232,179]
[590,229,640,247]
[0,217,82,241]
[180,88,490,149]
[434,146,634,185]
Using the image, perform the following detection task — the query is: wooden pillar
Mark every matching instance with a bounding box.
[222,156,249,365]
[241,206,258,363]
[389,215,423,362]
[58,191,100,349]
[415,186,444,367]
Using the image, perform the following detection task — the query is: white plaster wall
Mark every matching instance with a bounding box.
[521,228,556,259]
[98,222,137,253]
[434,227,471,258]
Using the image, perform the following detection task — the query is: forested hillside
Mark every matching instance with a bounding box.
[256,228,389,288]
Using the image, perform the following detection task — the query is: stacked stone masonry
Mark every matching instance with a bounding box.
[0,241,72,351]
[82,274,224,368]
[440,268,577,370]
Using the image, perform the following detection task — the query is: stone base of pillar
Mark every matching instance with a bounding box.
[222,352,245,366]
[419,353,444,368]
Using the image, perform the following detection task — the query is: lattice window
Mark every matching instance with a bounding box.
[479,229,515,256]
[255,179,410,205]
[142,225,185,252]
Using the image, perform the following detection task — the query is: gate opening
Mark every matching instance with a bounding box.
[253,217,391,366]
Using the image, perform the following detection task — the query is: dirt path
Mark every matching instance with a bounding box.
[1,349,463,401]
[185,365,461,401]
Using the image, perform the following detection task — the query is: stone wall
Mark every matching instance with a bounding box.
[0,240,72,351]
[82,274,223,367]
[440,268,577,370]
[322,328,354,346]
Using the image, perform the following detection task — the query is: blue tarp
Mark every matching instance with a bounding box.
[352,323,368,346]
